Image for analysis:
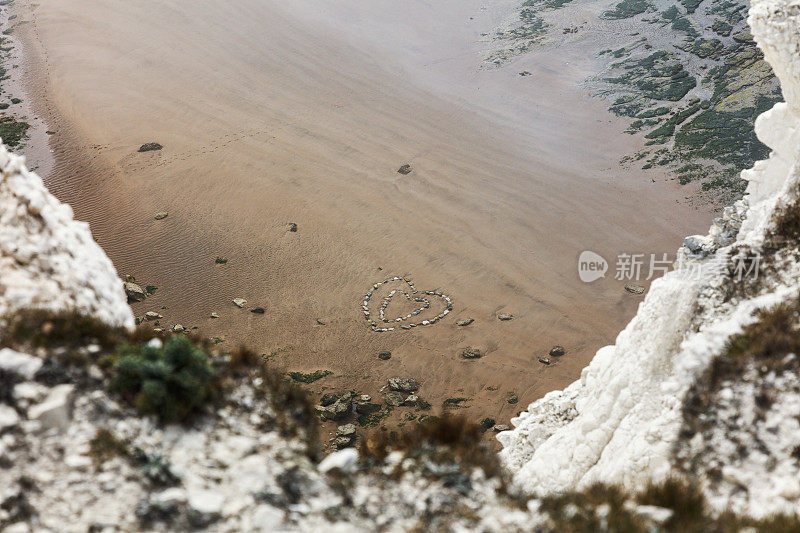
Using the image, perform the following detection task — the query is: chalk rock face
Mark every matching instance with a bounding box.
[0,144,133,330]
[498,0,800,518]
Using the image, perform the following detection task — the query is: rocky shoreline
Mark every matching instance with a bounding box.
[489,0,781,202]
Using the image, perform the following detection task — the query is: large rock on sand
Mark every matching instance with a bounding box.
[124,282,146,303]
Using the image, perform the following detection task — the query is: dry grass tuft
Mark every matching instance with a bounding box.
[682,297,800,436]
[360,414,503,481]
[88,427,130,465]
[1,309,129,352]
[540,477,800,532]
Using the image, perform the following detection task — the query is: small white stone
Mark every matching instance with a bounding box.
[64,454,92,470]
[0,405,20,430]
[0,348,42,379]
[155,487,188,506]
[627,504,673,524]
[13,382,47,402]
[188,488,224,515]
[88,365,104,380]
[250,505,284,529]
[318,448,359,474]
[28,384,74,431]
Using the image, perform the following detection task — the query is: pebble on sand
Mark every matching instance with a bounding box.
[233,298,247,308]
[625,283,646,295]
[397,164,412,175]
[461,346,484,359]
[124,282,146,303]
[154,212,168,220]
[138,142,163,152]
[549,345,565,357]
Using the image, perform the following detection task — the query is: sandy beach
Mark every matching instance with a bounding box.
[14,0,712,424]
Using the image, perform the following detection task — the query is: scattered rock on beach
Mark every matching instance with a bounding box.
[334,436,354,449]
[416,398,432,410]
[316,319,327,326]
[461,346,484,359]
[172,324,185,333]
[384,391,406,407]
[402,394,420,406]
[210,312,219,318]
[377,351,391,361]
[625,283,646,295]
[388,377,419,393]
[337,423,357,437]
[251,307,265,314]
[479,418,496,432]
[507,393,518,405]
[138,142,163,152]
[289,223,298,232]
[154,212,168,220]
[457,318,474,327]
[334,427,357,448]
[315,392,353,421]
[144,311,162,320]
[493,424,512,432]
[124,282,146,303]
[355,402,382,414]
[232,298,247,308]
[549,345,566,357]
[397,164,412,175]
[320,393,338,407]
[498,313,514,321]
[538,357,551,365]
[519,71,532,76]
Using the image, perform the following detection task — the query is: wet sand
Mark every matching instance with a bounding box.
[15,0,712,424]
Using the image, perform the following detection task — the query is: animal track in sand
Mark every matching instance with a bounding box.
[362,276,452,332]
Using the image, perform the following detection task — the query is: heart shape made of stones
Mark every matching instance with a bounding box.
[362,276,453,332]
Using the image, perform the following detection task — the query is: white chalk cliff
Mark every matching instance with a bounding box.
[498,0,800,518]
[0,145,133,330]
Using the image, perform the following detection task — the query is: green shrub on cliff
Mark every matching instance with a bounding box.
[111,336,218,422]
